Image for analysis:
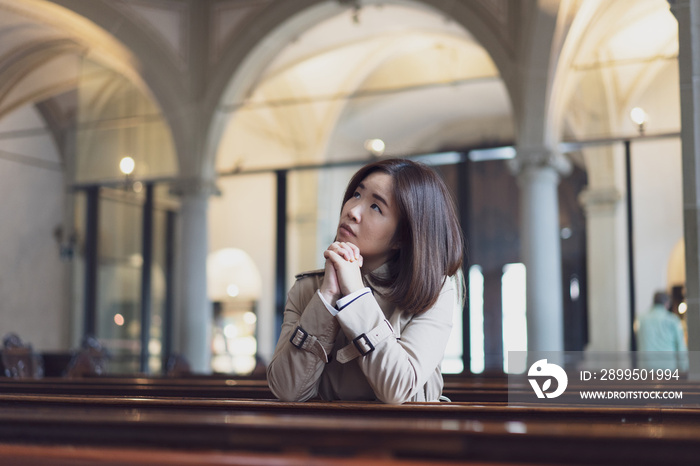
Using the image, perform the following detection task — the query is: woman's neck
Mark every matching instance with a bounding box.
[361,257,385,275]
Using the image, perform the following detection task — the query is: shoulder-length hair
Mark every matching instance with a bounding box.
[341,158,464,315]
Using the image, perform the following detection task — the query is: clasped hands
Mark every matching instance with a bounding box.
[320,241,364,307]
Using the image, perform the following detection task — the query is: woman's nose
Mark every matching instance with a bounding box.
[348,205,361,222]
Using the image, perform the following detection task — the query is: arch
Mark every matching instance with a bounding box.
[7,1,145,90]
[419,0,517,107]
[42,0,187,173]
[551,0,677,142]
[204,0,516,177]
[0,38,87,119]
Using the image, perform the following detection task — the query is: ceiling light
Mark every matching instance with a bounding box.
[629,107,647,135]
[679,302,687,315]
[364,138,385,156]
[120,156,135,175]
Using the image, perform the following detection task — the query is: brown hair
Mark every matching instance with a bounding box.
[341,158,464,315]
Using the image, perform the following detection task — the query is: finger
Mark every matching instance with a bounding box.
[331,242,355,262]
[337,242,353,261]
[339,242,359,262]
[326,250,360,272]
[324,249,345,266]
[346,242,361,261]
[327,243,346,260]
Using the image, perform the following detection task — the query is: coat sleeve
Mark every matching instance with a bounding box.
[335,278,456,404]
[266,279,340,401]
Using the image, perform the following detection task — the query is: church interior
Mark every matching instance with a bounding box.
[2,0,700,464]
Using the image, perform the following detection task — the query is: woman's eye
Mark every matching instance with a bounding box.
[353,192,360,199]
[371,203,382,213]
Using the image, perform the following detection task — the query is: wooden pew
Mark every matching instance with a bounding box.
[4,391,700,424]
[0,443,515,466]
[0,375,559,403]
[2,373,699,406]
[1,393,700,465]
[0,375,275,399]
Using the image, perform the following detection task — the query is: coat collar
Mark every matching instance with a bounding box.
[363,262,392,295]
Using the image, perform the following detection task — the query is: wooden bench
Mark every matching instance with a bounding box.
[2,373,699,406]
[1,393,700,464]
[0,443,520,466]
[2,392,700,423]
[0,376,274,399]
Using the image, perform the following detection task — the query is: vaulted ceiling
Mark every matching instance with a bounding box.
[0,0,680,178]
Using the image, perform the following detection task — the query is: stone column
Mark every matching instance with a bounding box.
[671,0,700,353]
[171,179,218,373]
[62,122,81,350]
[511,148,571,352]
[579,186,629,351]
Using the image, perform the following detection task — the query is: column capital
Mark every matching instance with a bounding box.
[579,187,622,215]
[508,146,573,178]
[169,177,220,198]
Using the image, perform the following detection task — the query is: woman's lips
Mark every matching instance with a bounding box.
[338,224,355,237]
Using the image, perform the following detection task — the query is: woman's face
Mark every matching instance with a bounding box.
[336,171,400,271]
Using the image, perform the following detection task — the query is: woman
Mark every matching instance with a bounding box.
[267,158,464,404]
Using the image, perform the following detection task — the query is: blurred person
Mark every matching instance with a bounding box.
[637,291,688,371]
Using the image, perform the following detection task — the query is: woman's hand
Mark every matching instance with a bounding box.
[320,242,364,303]
[324,242,364,296]
[319,257,341,307]
[327,241,362,266]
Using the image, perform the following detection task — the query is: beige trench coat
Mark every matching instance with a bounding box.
[266,265,457,404]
